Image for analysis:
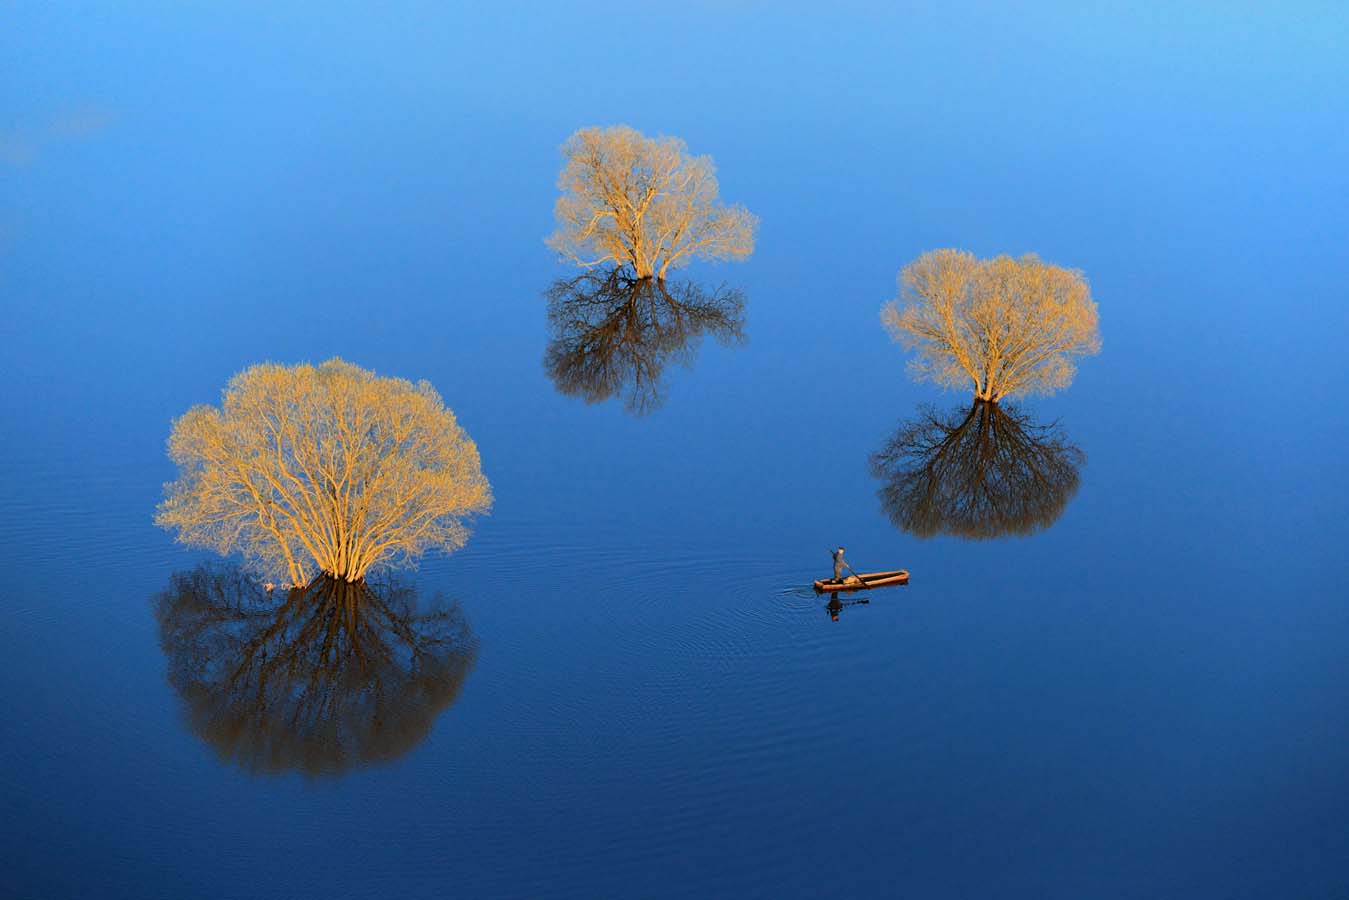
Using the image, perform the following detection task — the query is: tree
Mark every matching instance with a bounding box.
[546,125,758,280]
[156,359,492,585]
[882,249,1101,401]
[544,265,746,415]
[154,564,477,776]
[870,400,1084,540]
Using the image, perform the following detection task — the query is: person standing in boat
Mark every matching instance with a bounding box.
[832,546,847,582]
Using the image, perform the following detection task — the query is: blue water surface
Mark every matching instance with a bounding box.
[2,4,1347,898]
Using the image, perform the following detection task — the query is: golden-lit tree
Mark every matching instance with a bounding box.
[154,564,477,776]
[544,265,746,415]
[547,125,758,280]
[156,359,492,585]
[870,400,1084,540]
[882,249,1101,401]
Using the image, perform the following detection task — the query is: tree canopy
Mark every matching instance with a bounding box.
[544,266,746,415]
[156,358,492,584]
[154,564,476,777]
[870,401,1084,540]
[547,125,757,280]
[882,249,1101,401]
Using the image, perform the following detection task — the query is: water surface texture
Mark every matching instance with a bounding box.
[3,5,1347,898]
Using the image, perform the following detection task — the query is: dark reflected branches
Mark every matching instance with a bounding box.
[870,400,1084,540]
[543,265,746,415]
[153,564,477,777]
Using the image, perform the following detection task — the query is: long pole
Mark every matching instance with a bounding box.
[844,562,872,588]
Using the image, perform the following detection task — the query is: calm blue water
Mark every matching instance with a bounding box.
[3,5,1347,898]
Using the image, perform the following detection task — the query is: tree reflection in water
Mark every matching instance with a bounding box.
[153,564,477,777]
[870,401,1085,540]
[544,266,746,415]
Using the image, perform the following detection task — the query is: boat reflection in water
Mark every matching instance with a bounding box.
[544,265,746,415]
[870,400,1085,540]
[153,565,477,777]
[825,592,870,622]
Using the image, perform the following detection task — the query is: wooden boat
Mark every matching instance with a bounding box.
[813,569,909,593]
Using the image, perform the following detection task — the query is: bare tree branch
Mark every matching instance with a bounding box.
[546,126,757,279]
[156,359,493,583]
[882,250,1101,401]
